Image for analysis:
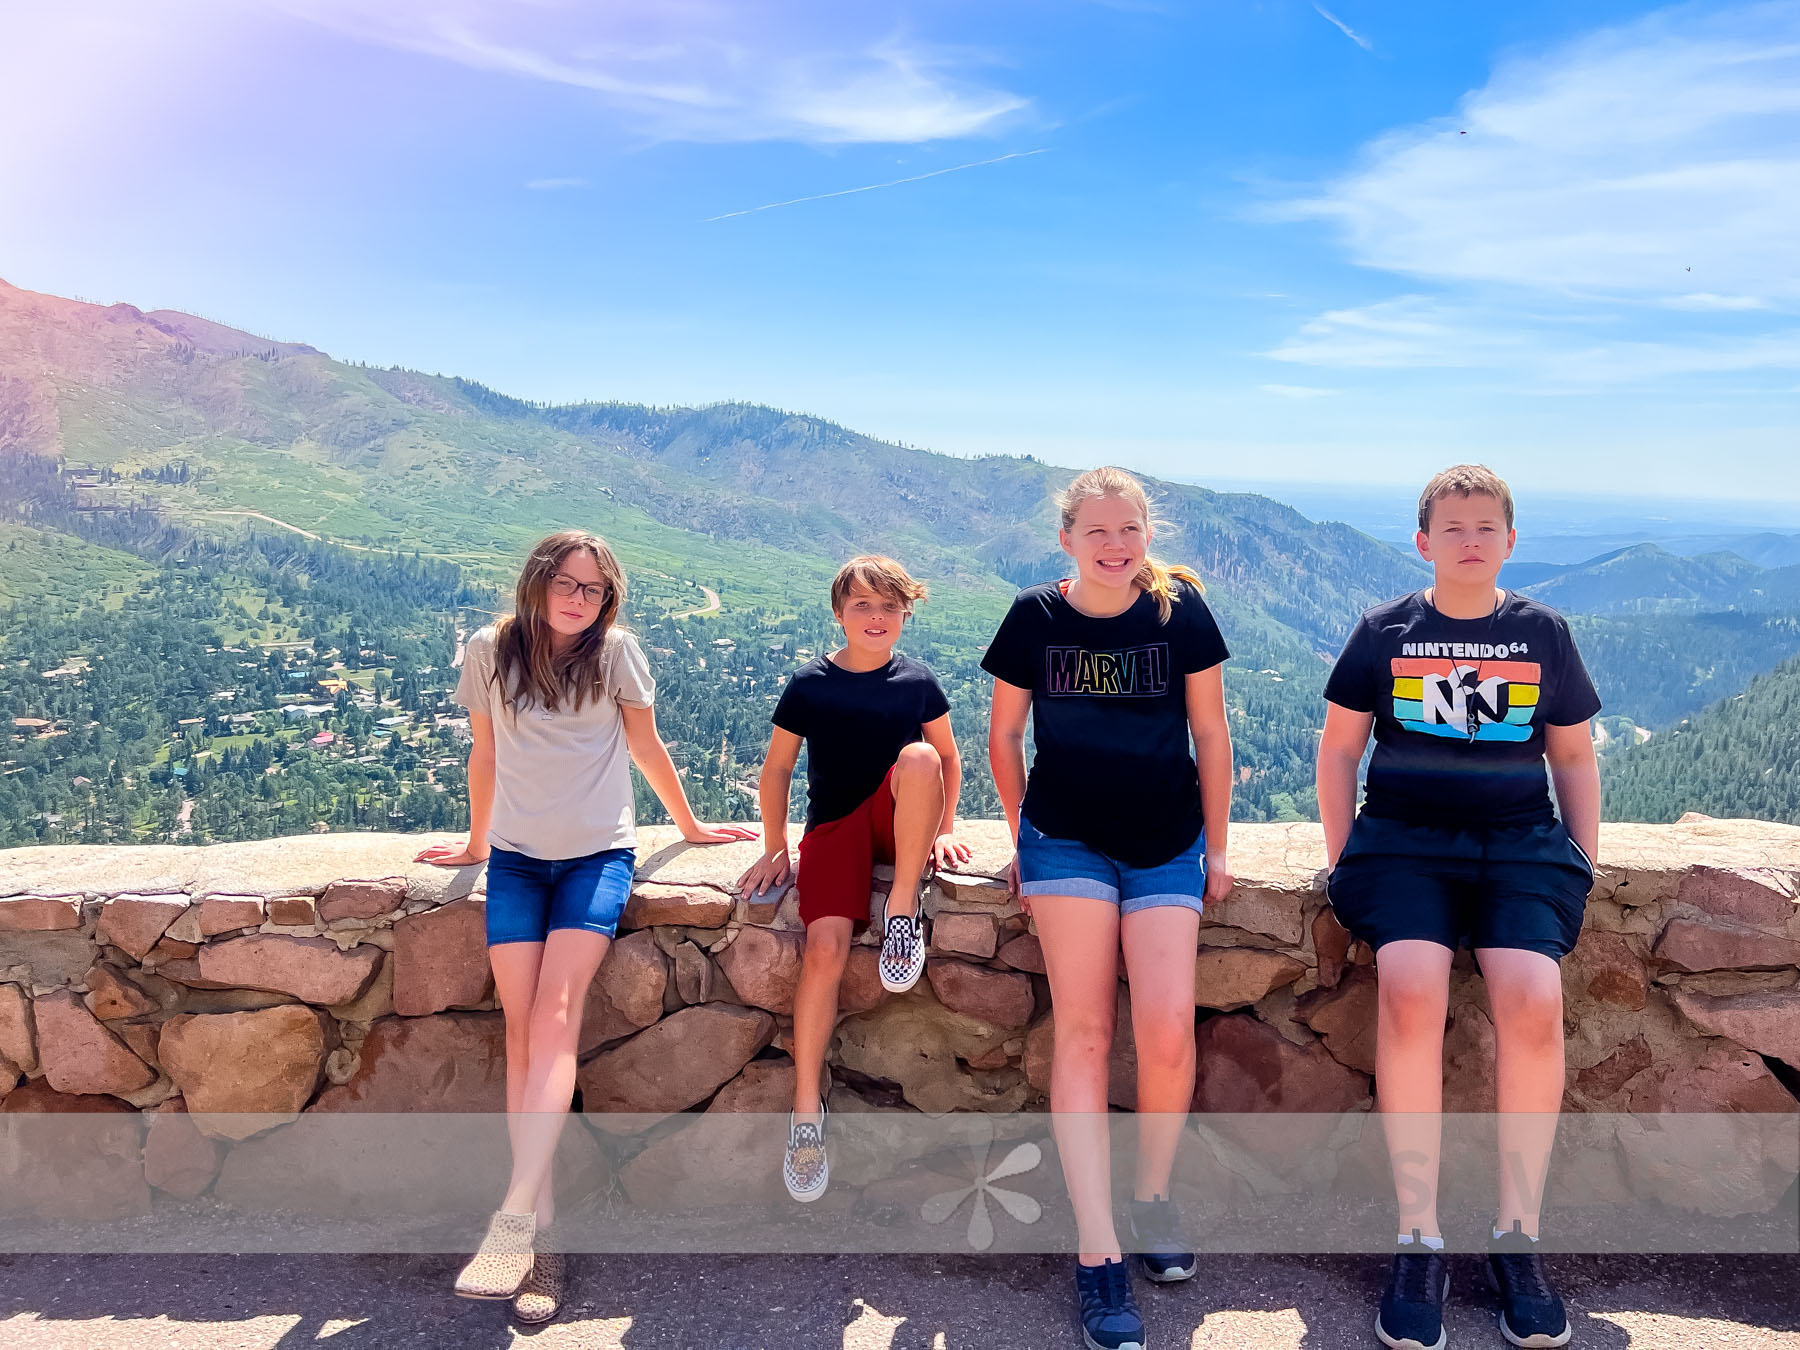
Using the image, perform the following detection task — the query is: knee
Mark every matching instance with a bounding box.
[1131,1015,1196,1077]
[803,927,851,968]
[527,988,578,1047]
[1492,979,1564,1043]
[1379,980,1448,1041]
[894,741,941,782]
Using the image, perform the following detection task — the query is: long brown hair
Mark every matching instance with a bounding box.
[1056,466,1202,624]
[490,530,628,715]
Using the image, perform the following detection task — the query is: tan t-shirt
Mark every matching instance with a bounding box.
[454,624,656,860]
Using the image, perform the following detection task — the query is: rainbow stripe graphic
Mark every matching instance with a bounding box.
[1390,657,1541,743]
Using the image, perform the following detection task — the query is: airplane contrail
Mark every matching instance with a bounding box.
[1312,3,1373,50]
[705,149,1050,222]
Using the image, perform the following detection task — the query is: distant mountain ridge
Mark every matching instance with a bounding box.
[1512,529,1800,569]
[139,308,320,359]
[1520,542,1800,615]
[0,278,1424,655]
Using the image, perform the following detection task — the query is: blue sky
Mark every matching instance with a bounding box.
[2,0,1797,505]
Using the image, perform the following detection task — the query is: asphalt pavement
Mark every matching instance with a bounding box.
[3,1252,1798,1349]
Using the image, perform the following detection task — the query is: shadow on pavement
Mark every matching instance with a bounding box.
[1,1252,1797,1348]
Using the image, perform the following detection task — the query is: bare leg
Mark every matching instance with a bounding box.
[1477,947,1566,1238]
[1034,893,1123,1264]
[791,917,852,1117]
[499,928,612,1225]
[1120,904,1201,1200]
[489,941,550,1222]
[1374,940,1455,1239]
[883,741,943,920]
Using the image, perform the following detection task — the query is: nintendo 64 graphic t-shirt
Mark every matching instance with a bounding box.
[981,578,1229,869]
[1323,590,1601,828]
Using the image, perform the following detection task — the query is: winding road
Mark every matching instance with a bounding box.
[671,585,721,619]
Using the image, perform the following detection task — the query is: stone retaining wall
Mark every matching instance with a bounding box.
[1,819,1796,1221]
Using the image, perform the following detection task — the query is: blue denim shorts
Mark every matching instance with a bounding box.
[1015,815,1206,916]
[483,845,636,946]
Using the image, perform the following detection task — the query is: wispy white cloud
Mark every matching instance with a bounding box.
[705,149,1047,221]
[1662,292,1768,311]
[1269,298,1529,370]
[1268,296,1800,384]
[1280,2,1800,301]
[1270,3,1800,389]
[269,0,1028,145]
[526,177,587,190]
[1258,383,1339,398]
[1312,4,1373,52]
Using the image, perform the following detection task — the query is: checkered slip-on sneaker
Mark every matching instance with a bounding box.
[877,897,926,993]
[783,1106,830,1203]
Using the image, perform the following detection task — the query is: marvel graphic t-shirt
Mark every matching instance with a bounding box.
[980,578,1230,869]
[1323,590,1601,827]
[772,652,951,830]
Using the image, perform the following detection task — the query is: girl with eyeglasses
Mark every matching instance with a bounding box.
[417,529,754,1323]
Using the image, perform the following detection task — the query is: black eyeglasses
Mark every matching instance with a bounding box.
[548,573,608,606]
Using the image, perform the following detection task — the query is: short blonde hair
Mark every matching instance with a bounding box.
[830,555,928,614]
[1418,464,1515,533]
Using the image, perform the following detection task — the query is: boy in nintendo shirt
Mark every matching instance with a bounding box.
[1317,465,1601,1350]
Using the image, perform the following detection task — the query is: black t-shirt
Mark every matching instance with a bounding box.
[1323,590,1601,828]
[772,652,951,830]
[980,579,1230,868]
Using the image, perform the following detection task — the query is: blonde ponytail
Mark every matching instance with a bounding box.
[1133,558,1203,624]
[1056,466,1203,624]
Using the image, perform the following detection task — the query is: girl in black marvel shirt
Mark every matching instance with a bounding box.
[984,466,1234,1350]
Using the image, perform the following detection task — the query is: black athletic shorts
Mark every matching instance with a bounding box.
[1325,814,1594,961]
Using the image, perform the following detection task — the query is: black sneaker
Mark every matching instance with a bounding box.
[1128,1195,1196,1283]
[1074,1258,1145,1350]
[1376,1231,1449,1350]
[1487,1222,1572,1348]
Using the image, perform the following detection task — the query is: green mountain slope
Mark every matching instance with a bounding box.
[0,278,1425,655]
[1569,611,1800,728]
[1602,654,1800,824]
[4,277,1798,834]
[1,278,1438,839]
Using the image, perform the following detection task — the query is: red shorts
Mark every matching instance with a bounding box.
[796,767,896,929]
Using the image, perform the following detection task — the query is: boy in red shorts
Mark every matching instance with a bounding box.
[738,555,970,1202]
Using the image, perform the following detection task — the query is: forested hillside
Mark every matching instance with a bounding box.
[1602,656,1800,824]
[2,277,1798,840]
